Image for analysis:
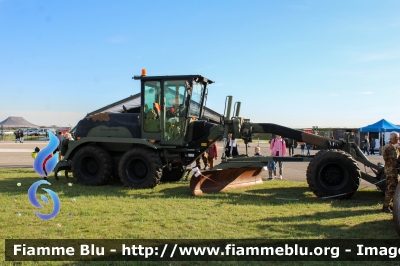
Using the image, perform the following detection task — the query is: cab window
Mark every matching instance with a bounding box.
[143,81,161,132]
[164,80,187,140]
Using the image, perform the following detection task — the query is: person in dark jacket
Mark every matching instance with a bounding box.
[15,130,20,143]
[363,136,370,155]
[19,130,24,143]
[287,138,294,156]
[225,133,238,157]
[306,144,311,156]
[370,138,376,155]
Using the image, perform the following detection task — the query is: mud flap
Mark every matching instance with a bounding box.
[190,167,263,196]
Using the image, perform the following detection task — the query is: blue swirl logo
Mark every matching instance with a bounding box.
[28,180,60,220]
[33,132,59,177]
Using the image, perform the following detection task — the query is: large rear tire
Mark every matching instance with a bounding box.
[72,146,113,186]
[307,150,360,199]
[313,149,328,158]
[118,147,162,188]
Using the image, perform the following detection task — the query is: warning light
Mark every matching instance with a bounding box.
[141,69,147,76]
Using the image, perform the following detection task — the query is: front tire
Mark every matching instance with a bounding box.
[118,147,162,188]
[72,146,113,185]
[307,150,360,199]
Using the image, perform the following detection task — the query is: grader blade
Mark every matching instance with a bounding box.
[190,167,263,196]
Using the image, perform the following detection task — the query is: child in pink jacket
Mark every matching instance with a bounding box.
[270,135,286,179]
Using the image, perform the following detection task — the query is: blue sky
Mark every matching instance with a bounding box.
[1,0,399,128]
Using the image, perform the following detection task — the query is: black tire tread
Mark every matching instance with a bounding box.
[313,149,328,158]
[307,150,360,199]
[71,145,113,186]
[118,147,162,188]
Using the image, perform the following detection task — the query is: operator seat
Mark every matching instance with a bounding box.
[143,103,161,132]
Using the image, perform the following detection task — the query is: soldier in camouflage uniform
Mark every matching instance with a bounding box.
[382,131,400,213]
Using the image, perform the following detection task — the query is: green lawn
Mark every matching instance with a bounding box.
[0,168,396,266]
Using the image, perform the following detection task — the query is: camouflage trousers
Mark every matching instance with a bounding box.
[196,153,208,169]
[383,174,399,207]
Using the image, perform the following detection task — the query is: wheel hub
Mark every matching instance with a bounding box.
[83,157,98,176]
[126,158,149,181]
[319,163,347,189]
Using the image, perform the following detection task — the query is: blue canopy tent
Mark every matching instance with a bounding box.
[359,119,400,153]
[359,119,400,133]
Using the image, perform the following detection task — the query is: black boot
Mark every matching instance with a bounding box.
[382,206,392,213]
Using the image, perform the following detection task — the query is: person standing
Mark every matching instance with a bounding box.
[267,160,276,180]
[363,136,370,155]
[196,153,208,170]
[56,131,64,161]
[287,138,294,156]
[225,133,238,157]
[270,135,286,179]
[300,142,306,155]
[382,132,400,213]
[15,130,20,143]
[370,138,376,155]
[206,142,218,169]
[306,143,311,156]
[19,130,24,143]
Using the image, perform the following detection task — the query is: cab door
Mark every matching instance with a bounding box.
[159,80,188,146]
[141,80,162,140]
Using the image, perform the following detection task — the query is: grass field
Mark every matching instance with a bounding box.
[0,168,397,265]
